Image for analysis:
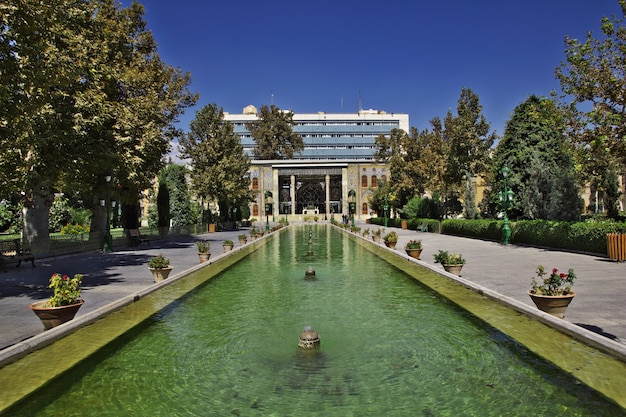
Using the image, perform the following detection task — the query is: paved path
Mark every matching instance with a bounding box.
[1,223,625,355]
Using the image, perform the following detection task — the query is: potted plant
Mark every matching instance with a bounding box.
[148,254,172,282]
[404,239,423,259]
[223,239,234,252]
[250,226,258,240]
[372,227,384,243]
[362,228,370,238]
[383,231,398,249]
[29,273,84,330]
[195,241,211,263]
[433,250,466,276]
[238,234,248,246]
[528,265,576,318]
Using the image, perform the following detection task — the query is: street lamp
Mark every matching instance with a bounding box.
[499,165,513,245]
[264,191,273,232]
[348,189,356,227]
[103,175,113,252]
[383,195,389,228]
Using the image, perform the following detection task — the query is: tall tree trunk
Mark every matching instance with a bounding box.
[22,186,52,255]
[88,197,107,246]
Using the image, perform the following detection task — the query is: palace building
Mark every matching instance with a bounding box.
[224,105,409,222]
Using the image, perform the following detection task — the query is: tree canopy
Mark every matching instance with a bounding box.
[179,103,250,221]
[556,0,626,212]
[492,95,580,221]
[1,0,197,245]
[246,105,304,160]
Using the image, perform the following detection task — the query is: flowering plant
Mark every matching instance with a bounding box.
[530,265,576,296]
[405,239,422,250]
[433,250,465,265]
[149,254,170,269]
[195,241,210,253]
[48,273,83,307]
[383,231,398,243]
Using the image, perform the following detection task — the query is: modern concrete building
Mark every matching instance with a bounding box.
[224,106,409,222]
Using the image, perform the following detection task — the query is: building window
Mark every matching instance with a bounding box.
[362,202,368,214]
[371,175,378,188]
[252,177,258,190]
[252,204,259,216]
[361,175,368,188]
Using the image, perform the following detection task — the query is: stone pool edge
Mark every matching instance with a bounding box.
[344,226,626,410]
[0,229,286,414]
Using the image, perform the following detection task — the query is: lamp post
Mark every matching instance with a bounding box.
[499,165,513,245]
[264,191,273,232]
[348,189,356,227]
[103,175,113,252]
[383,196,389,228]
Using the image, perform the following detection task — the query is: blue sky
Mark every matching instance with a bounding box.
[125,0,621,137]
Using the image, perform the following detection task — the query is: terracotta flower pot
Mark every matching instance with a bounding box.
[527,291,576,318]
[150,266,173,282]
[405,248,422,259]
[198,253,211,263]
[223,244,234,252]
[29,299,84,330]
[443,264,464,276]
[372,235,381,243]
[384,241,397,249]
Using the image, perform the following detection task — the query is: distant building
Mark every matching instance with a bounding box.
[224,106,409,221]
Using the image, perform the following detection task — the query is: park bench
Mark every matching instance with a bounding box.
[128,229,150,247]
[0,239,35,271]
[417,222,429,232]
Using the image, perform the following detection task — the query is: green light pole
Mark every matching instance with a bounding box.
[103,175,113,252]
[499,166,513,245]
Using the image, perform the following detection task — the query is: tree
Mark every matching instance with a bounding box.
[162,164,193,227]
[246,105,304,159]
[374,128,414,212]
[156,179,170,229]
[492,96,581,221]
[179,103,250,222]
[0,1,197,251]
[413,118,447,196]
[556,1,626,217]
[443,88,497,219]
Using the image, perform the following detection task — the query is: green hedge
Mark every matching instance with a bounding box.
[368,217,441,233]
[440,219,626,254]
[368,217,626,255]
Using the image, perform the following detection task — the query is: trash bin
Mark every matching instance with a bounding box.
[606,233,626,262]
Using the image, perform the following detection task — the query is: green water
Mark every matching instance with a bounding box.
[11,226,624,416]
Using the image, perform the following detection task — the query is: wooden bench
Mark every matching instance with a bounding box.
[0,239,35,271]
[417,222,429,232]
[128,229,150,246]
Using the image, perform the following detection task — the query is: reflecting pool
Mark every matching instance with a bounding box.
[7,226,625,416]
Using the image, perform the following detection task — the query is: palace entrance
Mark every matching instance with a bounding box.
[277,168,343,215]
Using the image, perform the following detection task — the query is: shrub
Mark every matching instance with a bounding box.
[60,224,90,235]
[433,250,465,265]
[149,254,170,269]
